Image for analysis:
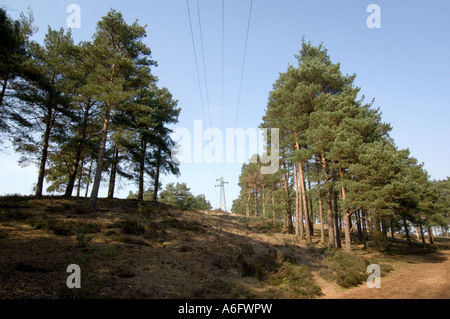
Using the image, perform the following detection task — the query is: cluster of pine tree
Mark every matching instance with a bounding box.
[0,8,181,211]
[232,40,449,251]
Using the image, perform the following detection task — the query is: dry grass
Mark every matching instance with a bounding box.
[0,195,448,299]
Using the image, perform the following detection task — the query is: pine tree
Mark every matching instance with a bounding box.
[0,8,35,136]
[11,27,74,197]
[87,9,156,211]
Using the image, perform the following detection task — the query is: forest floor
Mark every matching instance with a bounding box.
[0,196,449,299]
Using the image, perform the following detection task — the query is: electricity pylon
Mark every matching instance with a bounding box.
[215,177,228,211]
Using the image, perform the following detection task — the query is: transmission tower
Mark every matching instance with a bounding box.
[215,177,228,211]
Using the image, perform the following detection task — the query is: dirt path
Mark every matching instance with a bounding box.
[317,249,450,299]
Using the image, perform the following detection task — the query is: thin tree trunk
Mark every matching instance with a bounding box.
[418,222,426,246]
[84,158,93,198]
[402,215,412,245]
[64,106,90,197]
[153,145,162,202]
[320,151,335,248]
[308,179,314,236]
[357,210,363,243]
[390,219,395,242]
[138,137,146,201]
[332,190,342,249]
[340,183,352,252]
[283,161,294,234]
[35,107,53,198]
[414,225,421,241]
[262,185,266,217]
[76,156,85,198]
[108,142,119,199]
[0,77,8,106]
[271,191,275,221]
[254,188,258,218]
[317,180,325,244]
[361,209,368,249]
[427,226,434,244]
[293,162,303,238]
[89,105,111,212]
[299,161,311,243]
[246,188,251,218]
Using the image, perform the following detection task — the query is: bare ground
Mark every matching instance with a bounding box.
[317,248,450,299]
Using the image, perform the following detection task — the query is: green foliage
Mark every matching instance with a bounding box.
[159,182,212,211]
[322,248,369,288]
[267,262,322,299]
[76,223,93,247]
[28,217,74,236]
[238,249,283,280]
[1,6,180,205]
[234,38,449,249]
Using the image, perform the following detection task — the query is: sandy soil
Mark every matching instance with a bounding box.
[317,249,450,299]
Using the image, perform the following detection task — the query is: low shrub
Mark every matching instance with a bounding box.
[28,217,74,236]
[267,262,322,299]
[322,248,369,288]
[239,249,283,280]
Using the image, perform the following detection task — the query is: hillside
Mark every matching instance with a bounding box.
[0,196,449,299]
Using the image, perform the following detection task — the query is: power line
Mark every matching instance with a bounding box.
[234,0,253,130]
[221,0,225,179]
[186,0,217,181]
[186,0,207,128]
[226,0,254,186]
[196,0,212,130]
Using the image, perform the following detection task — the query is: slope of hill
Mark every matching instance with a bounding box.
[0,196,448,299]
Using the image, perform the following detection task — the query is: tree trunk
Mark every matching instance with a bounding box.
[339,183,352,252]
[261,186,266,217]
[357,210,363,243]
[64,106,90,197]
[317,179,325,244]
[255,189,259,217]
[246,189,251,218]
[418,222,426,246]
[299,162,311,243]
[138,137,146,201]
[35,107,53,198]
[320,151,335,248]
[271,192,275,221]
[89,105,111,212]
[108,142,119,199]
[402,215,412,245]
[283,162,294,234]
[153,145,162,202]
[361,209,368,249]
[0,77,8,106]
[390,220,395,242]
[84,158,93,198]
[414,225,421,241]
[76,156,85,197]
[293,162,304,238]
[427,226,434,244]
[332,190,342,249]
[307,179,314,236]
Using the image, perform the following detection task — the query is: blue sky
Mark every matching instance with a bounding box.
[1,0,449,210]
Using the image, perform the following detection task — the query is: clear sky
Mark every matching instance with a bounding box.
[1,0,449,210]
